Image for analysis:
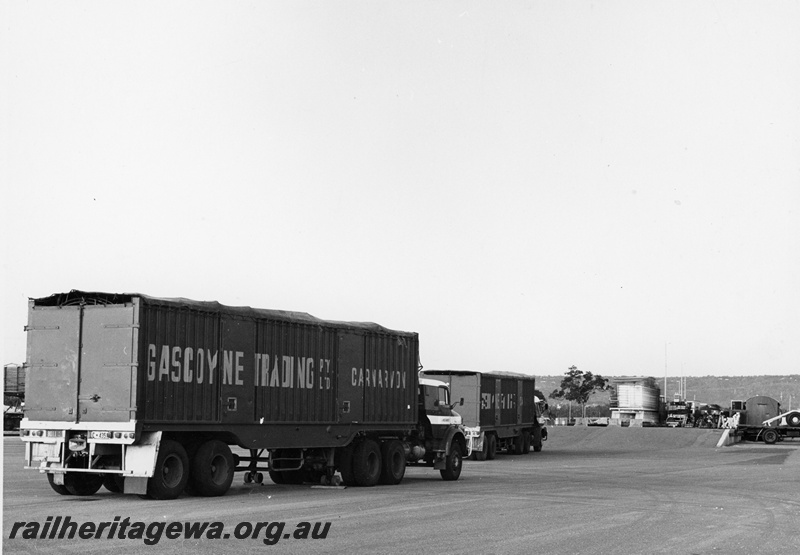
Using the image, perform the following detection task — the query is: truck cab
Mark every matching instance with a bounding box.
[419,377,463,437]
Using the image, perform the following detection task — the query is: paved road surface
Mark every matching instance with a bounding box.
[3,428,799,554]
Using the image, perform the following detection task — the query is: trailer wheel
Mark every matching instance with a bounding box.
[190,440,234,497]
[763,429,779,445]
[47,473,71,496]
[63,471,103,496]
[486,434,497,460]
[513,433,525,455]
[522,430,531,454]
[336,445,356,486]
[146,439,189,500]
[786,412,800,427]
[379,440,406,485]
[103,475,124,493]
[532,427,543,452]
[352,439,382,487]
[471,436,488,461]
[440,442,463,481]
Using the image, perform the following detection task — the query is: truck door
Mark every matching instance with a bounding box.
[336,333,364,424]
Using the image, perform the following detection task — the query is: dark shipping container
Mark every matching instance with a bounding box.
[22,291,466,498]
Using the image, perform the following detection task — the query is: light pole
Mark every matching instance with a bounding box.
[664,342,669,400]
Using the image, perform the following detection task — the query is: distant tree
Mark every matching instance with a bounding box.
[550,366,610,419]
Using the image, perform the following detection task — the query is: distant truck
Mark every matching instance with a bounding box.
[665,395,693,427]
[4,398,24,431]
[20,291,467,499]
[4,363,26,431]
[420,370,544,459]
[733,395,800,444]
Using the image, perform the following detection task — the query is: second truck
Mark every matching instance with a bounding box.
[420,370,544,459]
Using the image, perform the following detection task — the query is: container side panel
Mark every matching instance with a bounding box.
[521,378,537,424]
[253,321,338,424]
[25,307,81,422]
[140,305,220,423]
[79,304,137,423]
[220,318,256,424]
[479,376,497,427]
[337,333,365,424]
[362,334,417,425]
[500,377,519,425]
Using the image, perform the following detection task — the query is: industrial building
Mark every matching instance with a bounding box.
[609,377,661,426]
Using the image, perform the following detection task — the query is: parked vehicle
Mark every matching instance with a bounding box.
[734,395,800,444]
[665,395,693,427]
[419,370,542,460]
[4,397,24,431]
[4,363,25,431]
[20,291,467,499]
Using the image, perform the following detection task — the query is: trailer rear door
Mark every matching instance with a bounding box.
[25,300,138,424]
[79,303,138,422]
[25,306,82,422]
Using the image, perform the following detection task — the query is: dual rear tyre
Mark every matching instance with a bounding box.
[146,439,190,500]
[189,440,235,496]
[47,439,235,500]
[337,439,408,487]
[379,440,406,485]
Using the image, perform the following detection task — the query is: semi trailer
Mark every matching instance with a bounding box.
[419,370,543,460]
[20,291,467,499]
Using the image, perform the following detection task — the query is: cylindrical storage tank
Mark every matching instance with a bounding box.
[743,396,781,426]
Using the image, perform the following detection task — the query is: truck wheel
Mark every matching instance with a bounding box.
[440,442,463,481]
[352,439,382,487]
[103,475,124,493]
[337,445,356,486]
[379,440,406,485]
[786,412,800,427]
[472,436,488,461]
[64,473,104,496]
[190,440,234,496]
[146,439,189,500]
[522,430,531,454]
[514,434,524,455]
[763,429,779,445]
[486,434,497,460]
[47,473,71,496]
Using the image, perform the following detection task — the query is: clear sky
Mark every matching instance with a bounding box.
[2,1,799,378]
